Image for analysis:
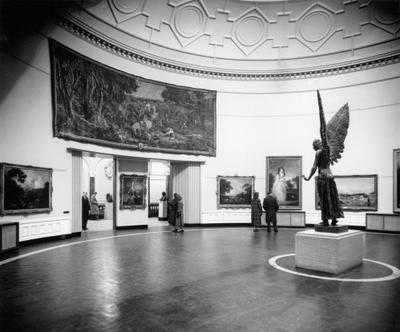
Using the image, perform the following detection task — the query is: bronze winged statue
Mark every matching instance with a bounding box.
[303,91,350,226]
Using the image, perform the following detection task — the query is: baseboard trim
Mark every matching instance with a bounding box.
[20,232,80,246]
[365,229,400,234]
[116,225,148,230]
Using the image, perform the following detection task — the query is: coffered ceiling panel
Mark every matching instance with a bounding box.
[58,0,400,79]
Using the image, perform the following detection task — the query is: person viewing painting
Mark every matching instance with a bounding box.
[90,192,99,220]
[272,167,288,203]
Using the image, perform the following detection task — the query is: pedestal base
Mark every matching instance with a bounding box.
[314,224,348,233]
[295,230,363,274]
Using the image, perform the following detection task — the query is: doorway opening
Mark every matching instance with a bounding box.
[147,160,170,228]
[82,152,115,232]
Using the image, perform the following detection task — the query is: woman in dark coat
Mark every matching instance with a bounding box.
[251,192,263,232]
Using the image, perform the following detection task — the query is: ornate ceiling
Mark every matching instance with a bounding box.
[58,0,400,79]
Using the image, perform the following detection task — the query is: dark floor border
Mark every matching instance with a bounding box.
[116,225,148,230]
[364,229,400,235]
[19,232,81,247]
[184,223,306,228]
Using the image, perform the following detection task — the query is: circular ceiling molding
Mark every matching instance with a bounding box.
[174,5,205,38]
[373,2,400,25]
[236,16,265,46]
[300,11,333,43]
[111,0,141,14]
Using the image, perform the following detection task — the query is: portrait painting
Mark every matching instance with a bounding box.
[315,175,378,211]
[0,163,52,215]
[120,174,147,210]
[394,149,400,213]
[217,176,254,208]
[266,156,302,210]
[50,39,216,156]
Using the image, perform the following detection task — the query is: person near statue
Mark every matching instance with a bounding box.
[251,192,263,232]
[263,192,279,232]
[303,90,349,226]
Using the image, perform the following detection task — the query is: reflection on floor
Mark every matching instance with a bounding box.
[87,219,113,231]
[0,228,399,332]
[86,218,169,232]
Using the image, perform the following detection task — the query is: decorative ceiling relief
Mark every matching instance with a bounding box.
[231,8,272,55]
[108,0,145,23]
[369,1,400,35]
[169,0,209,47]
[58,0,400,79]
[295,4,336,52]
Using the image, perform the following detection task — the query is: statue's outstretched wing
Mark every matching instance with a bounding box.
[326,103,349,164]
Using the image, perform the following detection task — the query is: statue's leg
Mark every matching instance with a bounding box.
[331,218,338,226]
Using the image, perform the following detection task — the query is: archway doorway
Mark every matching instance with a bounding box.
[82,152,115,232]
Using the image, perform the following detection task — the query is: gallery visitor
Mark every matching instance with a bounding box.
[90,192,99,220]
[251,192,263,232]
[82,192,91,231]
[263,192,279,232]
[172,193,184,233]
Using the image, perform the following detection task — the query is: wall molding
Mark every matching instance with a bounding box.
[57,15,400,81]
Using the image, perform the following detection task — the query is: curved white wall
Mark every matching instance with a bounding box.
[0,24,399,235]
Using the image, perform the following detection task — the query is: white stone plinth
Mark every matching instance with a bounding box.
[295,230,363,274]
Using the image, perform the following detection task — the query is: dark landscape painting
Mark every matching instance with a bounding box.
[120,174,147,210]
[50,39,216,156]
[395,149,400,213]
[0,163,52,215]
[217,176,254,208]
[316,175,377,211]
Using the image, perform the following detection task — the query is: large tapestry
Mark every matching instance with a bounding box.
[49,40,216,156]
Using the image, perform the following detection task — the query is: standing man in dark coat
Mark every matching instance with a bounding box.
[82,192,91,231]
[263,192,279,232]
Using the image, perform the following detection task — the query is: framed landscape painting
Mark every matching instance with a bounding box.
[315,175,378,211]
[394,149,400,213]
[120,174,147,210]
[217,176,254,208]
[0,163,52,215]
[266,156,302,210]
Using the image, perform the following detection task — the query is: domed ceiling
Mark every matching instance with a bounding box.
[58,0,400,79]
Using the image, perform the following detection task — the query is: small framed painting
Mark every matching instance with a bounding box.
[120,174,147,210]
[217,175,254,208]
[0,163,52,215]
[315,175,378,211]
[394,149,400,213]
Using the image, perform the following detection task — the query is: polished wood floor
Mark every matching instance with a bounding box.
[0,227,399,332]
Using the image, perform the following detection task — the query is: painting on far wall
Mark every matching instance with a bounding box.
[266,156,302,210]
[315,175,378,211]
[0,163,52,215]
[120,174,147,210]
[49,39,216,156]
[217,176,254,208]
[394,149,400,213]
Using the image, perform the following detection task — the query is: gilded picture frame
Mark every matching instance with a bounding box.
[120,174,147,210]
[0,163,53,215]
[315,175,378,211]
[217,175,254,208]
[266,156,302,210]
[394,149,400,213]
